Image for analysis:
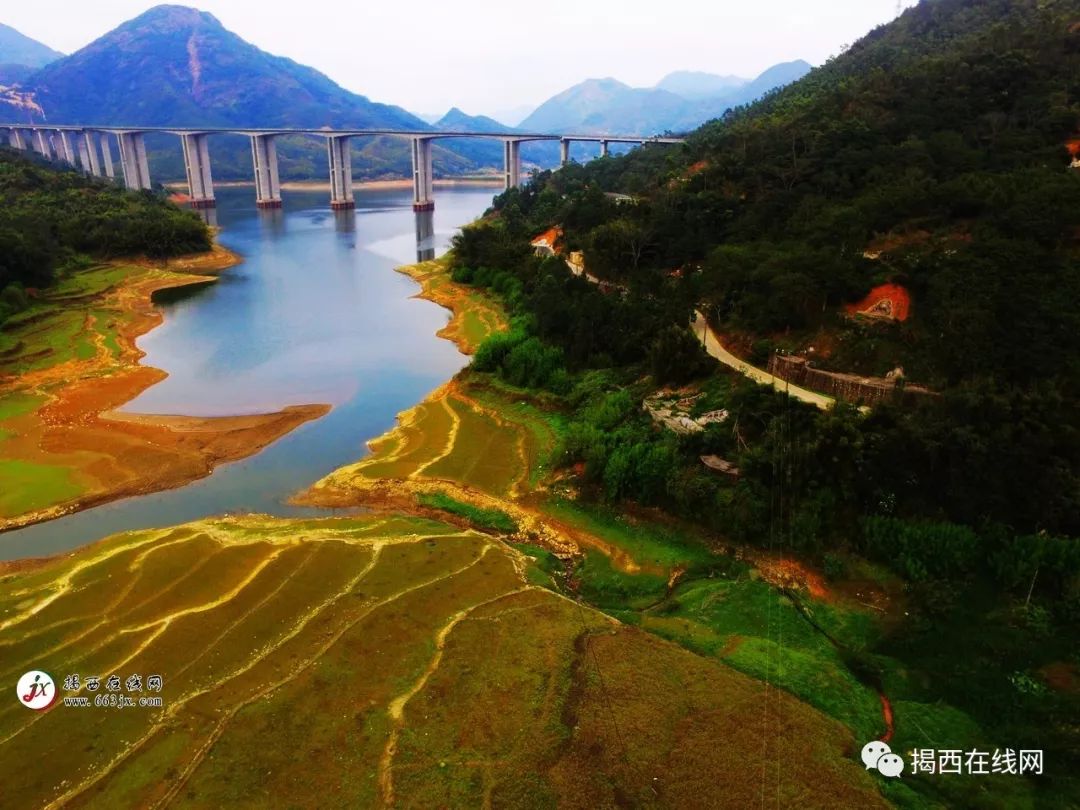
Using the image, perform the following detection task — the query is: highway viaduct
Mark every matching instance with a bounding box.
[0,124,684,212]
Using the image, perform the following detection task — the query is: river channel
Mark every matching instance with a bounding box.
[0,184,496,560]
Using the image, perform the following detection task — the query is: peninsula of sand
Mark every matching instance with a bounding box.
[0,246,329,532]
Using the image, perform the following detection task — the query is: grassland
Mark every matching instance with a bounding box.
[0,514,889,809]
[0,250,328,530]
[1,254,1000,807]
[300,256,1054,808]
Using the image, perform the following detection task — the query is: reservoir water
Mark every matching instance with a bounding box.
[0,185,497,561]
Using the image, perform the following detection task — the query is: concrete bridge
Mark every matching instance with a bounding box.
[0,124,684,212]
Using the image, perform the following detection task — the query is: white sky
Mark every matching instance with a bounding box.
[6,1,916,120]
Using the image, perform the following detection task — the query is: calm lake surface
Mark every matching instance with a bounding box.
[0,185,497,560]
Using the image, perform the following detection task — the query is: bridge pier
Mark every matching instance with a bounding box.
[600,140,609,158]
[32,129,52,159]
[560,139,570,167]
[327,135,354,210]
[181,133,215,208]
[415,208,435,262]
[7,128,26,150]
[250,134,282,208]
[411,136,434,212]
[503,139,521,189]
[99,133,115,179]
[56,131,77,165]
[118,132,151,190]
[80,131,103,176]
[76,133,94,174]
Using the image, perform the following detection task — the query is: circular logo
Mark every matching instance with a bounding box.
[16,671,56,711]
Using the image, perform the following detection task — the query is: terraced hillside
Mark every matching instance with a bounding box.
[0,515,887,808]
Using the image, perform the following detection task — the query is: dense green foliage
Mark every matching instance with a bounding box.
[450,2,1080,800]
[511,0,1080,387]
[0,148,210,323]
[416,492,518,534]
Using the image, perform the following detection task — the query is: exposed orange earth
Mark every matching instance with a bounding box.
[845,282,911,322]
[0,247,329,531]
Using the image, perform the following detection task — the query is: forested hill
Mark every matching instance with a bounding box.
[448,8,1080,793]
[529,0,1080,391]
[0,148,210,324]
[455,0,1080,543]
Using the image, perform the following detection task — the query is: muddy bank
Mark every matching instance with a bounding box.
[396,258,509,354]
[0,247,330,533]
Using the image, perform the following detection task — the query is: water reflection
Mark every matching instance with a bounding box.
[415,209,435,261]
[257,206,285,237]
[334,209,356,235]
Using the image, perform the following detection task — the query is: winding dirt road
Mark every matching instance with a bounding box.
[692,311,834,410]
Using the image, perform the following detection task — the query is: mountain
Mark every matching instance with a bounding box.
[0,5,486,181]
[520,78,689,135]
[435,107,516,133]
[0,23,63,70]
[655,70,747,100]
[698,59,811,111]
[519,62,811,136]
[0,63,36,85]
[470,5,1080,805]
[430,107,518,173]
[20,5,423,129]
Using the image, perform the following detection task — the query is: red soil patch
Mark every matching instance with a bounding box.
[168,192,193,205]
[879,693,895,743]
[530,226,563,254]
[845,283,911,322]
[752,555,830,600]
[1040,661,1080,694]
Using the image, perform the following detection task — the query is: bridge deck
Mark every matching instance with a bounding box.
[0,124,684,143]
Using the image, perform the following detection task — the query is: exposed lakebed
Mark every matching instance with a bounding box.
[0,186,496,560]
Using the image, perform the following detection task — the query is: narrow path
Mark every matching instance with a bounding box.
[691,311,834,410]
[378,585,533,807]
[568,258,833,410]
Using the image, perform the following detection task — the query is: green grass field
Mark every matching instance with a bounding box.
[0,265,138,373]
[0,459,84,516]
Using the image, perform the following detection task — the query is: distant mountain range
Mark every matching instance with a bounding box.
[654,70,746,100]
[0,5,483,181]
[0,5,810,180]
[519,60,812,136]
[0,23,63,85]
[0,23,62,69]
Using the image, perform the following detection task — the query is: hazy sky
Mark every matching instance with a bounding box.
[5,0,915,121]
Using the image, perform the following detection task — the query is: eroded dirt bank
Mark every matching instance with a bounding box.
[0,246,329,532]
